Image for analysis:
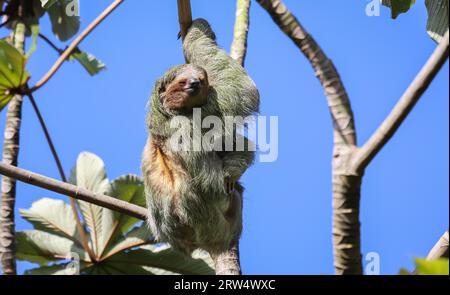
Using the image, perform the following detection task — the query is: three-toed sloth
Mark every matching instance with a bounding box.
[142,19,259,255]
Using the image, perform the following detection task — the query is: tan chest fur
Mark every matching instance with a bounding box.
[142,137,187,201]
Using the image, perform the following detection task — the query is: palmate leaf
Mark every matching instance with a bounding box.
[99,175,146,254]
[19,198,81,243]
[69,152,111,256]
[70,49,106,76]
[0,40,30,111]
[107,245,215,275]
[19,151,214,275]
[86,263,155,275]
[415,258,449,275]
[25,261,90,275]
[47,0,80,41]
[425,0,449,43]
[101,225,152,260]
[16,230,89,266]
[382,0,417,19]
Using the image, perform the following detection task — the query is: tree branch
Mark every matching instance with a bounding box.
[0,162,147,220]
[427,231,449,260]
[355,31,449,170]
[257,0,361,274]
[177,0,192,41]
[28,0,124,93]
[38,33,63,54]
[230,0,251,67]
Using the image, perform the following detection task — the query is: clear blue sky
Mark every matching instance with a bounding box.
[1,0,448,275]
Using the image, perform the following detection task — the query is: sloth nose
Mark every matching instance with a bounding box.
[188,78,200,89]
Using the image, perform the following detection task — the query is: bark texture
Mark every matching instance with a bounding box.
[230,0,251,66]
[427,231,449,260]
[0,22,25,275]
[211,245,242,275]
[256,0,361,274]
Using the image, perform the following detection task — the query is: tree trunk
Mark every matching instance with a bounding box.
[211,245,242,275]
[0,22,25,275]
[256,0,362,274]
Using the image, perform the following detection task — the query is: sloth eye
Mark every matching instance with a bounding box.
[178,80,187,86]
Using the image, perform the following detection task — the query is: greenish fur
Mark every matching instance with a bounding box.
[142,19,259,255]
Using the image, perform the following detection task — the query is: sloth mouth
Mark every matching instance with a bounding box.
[184,86,200,94]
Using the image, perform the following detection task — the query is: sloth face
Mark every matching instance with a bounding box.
[159,65,209,113]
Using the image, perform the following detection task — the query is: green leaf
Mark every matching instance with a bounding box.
[99,175,146,252]
[90,263,155,275]
[25,263,70,275]
[16,230,89,265]
[399,268,413,275]
[19,198,81,243]
[69,152,111,256]
[40,0,59,9]
[70,49,106,76]
[102,225,152,259]
[108,245,215,275]
[425,0,449,43]
[47,0,80,41]
[415,258,449,275]
[0,40,30,111]
[24,261,91,275]
[26,24,40,58]
[382,0,417,19]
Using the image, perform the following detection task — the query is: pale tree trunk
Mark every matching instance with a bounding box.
[211,245,241,275]
[0,22,26,275]
[427,231,449,260]
[256,0,360,274]
[257,0,448,275]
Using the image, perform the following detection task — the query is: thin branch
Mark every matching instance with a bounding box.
[26,90,96,262]
[230,0,251,67]
[177,0,192,41]
[355,31,449,170]
[28,0,124,93]
[38,33,63,54]
[0,161,147,220]
[427,231,449,260]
